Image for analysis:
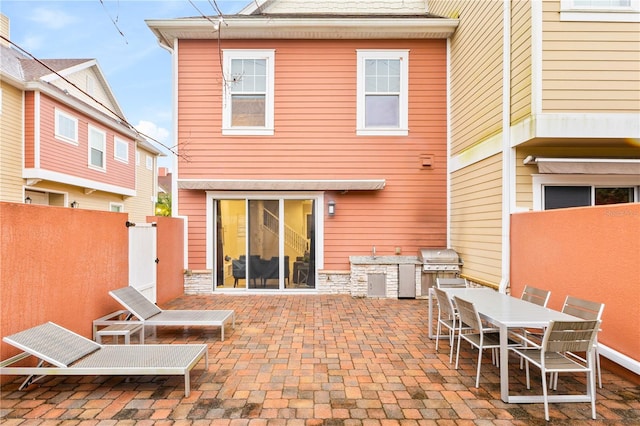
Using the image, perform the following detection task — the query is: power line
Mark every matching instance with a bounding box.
[1,34,185,160]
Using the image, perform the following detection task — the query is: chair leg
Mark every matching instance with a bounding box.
[455,332,462,370]
[541,365,550,421]
[475,347,483,388]
[435,321,441,350]
[595,346,602,388]
[448,326,455,364]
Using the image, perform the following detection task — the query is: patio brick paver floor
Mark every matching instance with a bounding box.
[1,294,639,424]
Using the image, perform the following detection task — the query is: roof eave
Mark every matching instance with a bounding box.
[146,17,458,50]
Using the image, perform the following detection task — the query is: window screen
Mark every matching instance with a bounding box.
[544,186,591,210]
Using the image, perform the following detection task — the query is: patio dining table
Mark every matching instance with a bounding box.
[428,287,587,404]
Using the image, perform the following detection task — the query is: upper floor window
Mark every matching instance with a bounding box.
[88,125,106,170]
[357,50,409,136]
[561,0,640,21]
[222,49,275,136]
[55,109,78,144]
[146,154,153,170]
[114,137,129,163]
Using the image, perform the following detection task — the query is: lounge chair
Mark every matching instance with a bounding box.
[0,322,207,397]
[109,286,235,341]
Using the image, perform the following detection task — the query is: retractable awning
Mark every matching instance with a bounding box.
[523,157,640,175]
[177,179,386,191]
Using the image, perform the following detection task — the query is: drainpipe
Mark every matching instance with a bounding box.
[499,0,512,294]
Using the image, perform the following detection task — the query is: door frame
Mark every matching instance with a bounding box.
[205,191,325,290]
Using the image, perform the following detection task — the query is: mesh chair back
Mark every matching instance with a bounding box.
[453,296,481,330]
[3,322,100,368]
[562,296,604,321]
[110,286,161,320]
[521,285,551,307]
[436,278,468,289]
[434,288,456,319]
[543,320,600,354]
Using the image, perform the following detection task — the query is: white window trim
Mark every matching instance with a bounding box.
[114,137,129,163]
[54,108,79,145]
[222,49,275,136]
[560,0,640,22]
[88,125,107,171]
[532,174,639,210]
[110,202,125,212]
[356,50,409,136]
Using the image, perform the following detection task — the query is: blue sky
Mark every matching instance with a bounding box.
[1,0,252,168]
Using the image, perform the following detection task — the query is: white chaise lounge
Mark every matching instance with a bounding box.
[109,286,235,341]
[0,322,207,397]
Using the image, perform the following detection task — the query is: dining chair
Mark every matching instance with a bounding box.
[509,319,601,421]
[434,288,470,363]
[453,296,514,388]
[555,296,605,388]
[521,285,551,307]
[436,277,468,289]
[512,285,552,365]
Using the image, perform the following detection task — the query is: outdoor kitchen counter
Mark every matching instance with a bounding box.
[349,256,420,265]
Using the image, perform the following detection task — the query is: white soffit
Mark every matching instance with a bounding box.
[524,157,640,175]
[177,179,386,191]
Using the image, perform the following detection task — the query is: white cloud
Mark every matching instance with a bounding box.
[20,35,44,52]
[30,7,78,30]
[135,120,170,145]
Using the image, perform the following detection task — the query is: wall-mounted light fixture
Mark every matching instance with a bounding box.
[24,196,32,204]
[70,200,79,208]
[328,200,336,217]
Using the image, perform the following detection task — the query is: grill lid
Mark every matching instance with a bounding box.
[417,248,461,264]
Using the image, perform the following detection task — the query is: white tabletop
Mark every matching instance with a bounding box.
[442,287,577,328]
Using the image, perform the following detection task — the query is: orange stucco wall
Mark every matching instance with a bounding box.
[510,203,640,363]
[176,38,449,270]
[0,203,127,363]
[1,204,185,380]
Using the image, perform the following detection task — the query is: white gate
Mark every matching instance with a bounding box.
[128,223,157,302]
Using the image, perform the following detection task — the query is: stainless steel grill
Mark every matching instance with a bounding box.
[417,248,462,272]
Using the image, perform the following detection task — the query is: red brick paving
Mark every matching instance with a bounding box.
[1,294,639,424]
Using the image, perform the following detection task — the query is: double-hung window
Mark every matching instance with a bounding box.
[357,50,409,136]
[222,49,275,135]
[114,137,129,163]
[55,109,78,144]
[88,125,106,170]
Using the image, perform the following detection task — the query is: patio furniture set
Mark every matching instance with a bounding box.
[0,286,235,397]
[430,278,605,421]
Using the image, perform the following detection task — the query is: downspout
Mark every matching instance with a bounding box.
[499,0,513,293]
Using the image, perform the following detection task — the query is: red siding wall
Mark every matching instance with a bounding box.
[511,204,640,369]
[36,94,135,189]
[177,39,448,270]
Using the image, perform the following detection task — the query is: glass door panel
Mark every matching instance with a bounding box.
[218,199,246,289]
[249,200,280,289]
[215,197,316,290]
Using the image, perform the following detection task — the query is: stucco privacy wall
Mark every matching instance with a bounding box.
[510,203,640,370]
[0,203,185,382]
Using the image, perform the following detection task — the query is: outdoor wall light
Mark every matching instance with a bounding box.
[70,200,79,208]
[328,200,336,216]
[24,196,32,204]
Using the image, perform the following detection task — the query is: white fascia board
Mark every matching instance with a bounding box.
[147,17,458,48]
[511,113,640,146]
[23,168,136,197]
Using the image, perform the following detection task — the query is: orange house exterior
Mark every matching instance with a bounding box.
[148,2,458,294]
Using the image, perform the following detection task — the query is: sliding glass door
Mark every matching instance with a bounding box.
[214,196,316,290]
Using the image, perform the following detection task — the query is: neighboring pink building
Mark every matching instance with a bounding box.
[147,1,458,294]
[0,14,162,222]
